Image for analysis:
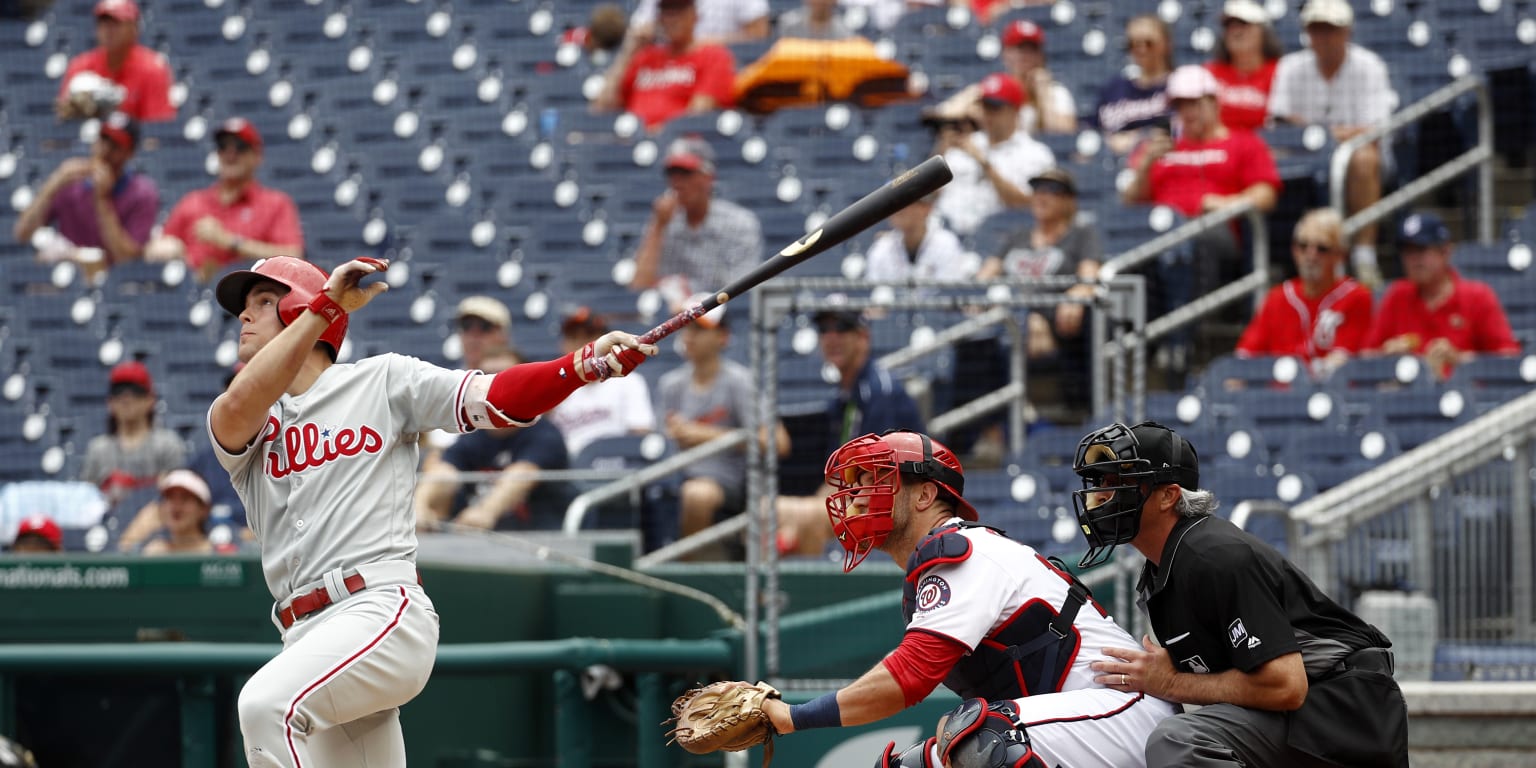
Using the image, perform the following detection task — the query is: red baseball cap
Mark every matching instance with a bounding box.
[979,73,1025,107]
[215,117,263,151]
[14,516,62,550]
[109,361,153,393]
[1001,19,1045,47]
[99,111,139,151]
[94,0,139,21]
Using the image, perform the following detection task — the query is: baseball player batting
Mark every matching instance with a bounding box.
[208,256,656,767]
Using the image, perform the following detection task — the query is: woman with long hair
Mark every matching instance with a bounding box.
[1206,0,1285,132]
[1094,14,1175,154]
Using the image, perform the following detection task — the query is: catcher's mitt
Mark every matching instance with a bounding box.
[664,681,781,766]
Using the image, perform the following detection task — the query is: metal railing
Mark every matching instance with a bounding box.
[1289,389,1536,678]
[1331,75,1494,244]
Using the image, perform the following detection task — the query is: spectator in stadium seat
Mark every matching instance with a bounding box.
[628,137,763,308]
[776,306,926,557]
[1236,208,1373,377]
[1268,0,1395,287]
[136,469,216,555]
[656,301,790,559]
[454,296,513,372]
[977,168,1101,402]
[145,118,303,283]
[626,0,768,44]
[55,0,175,122]
[1206,0,1283,133]
[1123,65,1279,303]
[998,20,1077,135]
[775,0,853,40]
[548,307,658,459]
[863,192,970,283]
[82,362,186,505]
[1365,212,1520,377]
[594,0,738,130]
[8,516,62,553]
[12,111,157,268]
[1095,14,1175,154]
[933,73,1055,237]
[413,348,576,531]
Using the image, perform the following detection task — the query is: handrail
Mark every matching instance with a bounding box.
[0,637,735,673]
[1331,75,1493,243]
[1290,386,1536,537]
[877,305,1010,369]
[561,428,750,534]
[1098,198,1258,277]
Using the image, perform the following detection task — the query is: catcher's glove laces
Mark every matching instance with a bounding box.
[663,681,781,767]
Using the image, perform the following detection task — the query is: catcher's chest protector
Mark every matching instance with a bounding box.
[903,524,1092,699]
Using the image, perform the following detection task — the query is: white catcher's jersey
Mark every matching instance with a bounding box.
[211,354,475,600]
[906,518,1137,693]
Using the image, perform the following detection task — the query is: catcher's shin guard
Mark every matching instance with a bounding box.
[935,698,1049,768]
[875,736,936,767]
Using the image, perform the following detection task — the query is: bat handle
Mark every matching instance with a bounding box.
[636,302,714,346]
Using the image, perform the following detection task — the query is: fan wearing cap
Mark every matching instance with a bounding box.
[134,469,219,555]
[80,362,186,502]
[862,191,970,284]
[147,117,303,282]
[656,299,790,559]
[1073,421,1408,768]
[748,430,1176,768]
[594,0,739,129]
[1364,211,1519,377]
[978,167,1102,406]
[998,19,1077,135]
[933,72,1055,236]
[454,296,513,372]
[1205,0,1284,133]
[1124,65,1279,304]
[9,516,63,554]
[628,137,763,309]
[547,307,658,459]
[13,111,159,267]
[1094,14,1175,154]
[1269,0,1396,285]
[55,0,175,121]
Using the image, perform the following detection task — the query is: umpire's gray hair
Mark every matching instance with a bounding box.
[1175,487,1220,518]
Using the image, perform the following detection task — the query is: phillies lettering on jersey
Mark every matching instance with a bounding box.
[635,65,698,90]
[262,417,385,478]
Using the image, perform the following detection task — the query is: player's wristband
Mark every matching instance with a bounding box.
[789,692,841,731]
[305,291,347,323]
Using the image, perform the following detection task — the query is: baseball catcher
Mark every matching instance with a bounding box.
[664,430,1174,767]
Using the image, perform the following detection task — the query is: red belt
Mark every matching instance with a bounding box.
[279,572,368,629]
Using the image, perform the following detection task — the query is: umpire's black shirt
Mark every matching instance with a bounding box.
[1137,515,1390,679]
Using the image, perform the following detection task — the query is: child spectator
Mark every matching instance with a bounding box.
[863,192,969,283]
[9,516,62,553]
[138,469,218,555]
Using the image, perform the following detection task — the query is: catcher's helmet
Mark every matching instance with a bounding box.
[216,257,346,360]
[1071,421,1199,568]
[0,735,37,768]
[824,430,976,572]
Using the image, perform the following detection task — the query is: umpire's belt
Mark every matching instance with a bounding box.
[277,561,421,629]
[1326,647,1395,678]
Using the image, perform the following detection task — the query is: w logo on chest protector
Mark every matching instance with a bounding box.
[262,417,384,478]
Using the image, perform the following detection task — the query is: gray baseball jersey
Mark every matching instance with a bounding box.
[210,353,473,600]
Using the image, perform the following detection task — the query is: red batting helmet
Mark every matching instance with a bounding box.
[824,430,976,572]
[216,257,346,360]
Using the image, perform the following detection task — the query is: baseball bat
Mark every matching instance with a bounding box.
[636,154,954,346]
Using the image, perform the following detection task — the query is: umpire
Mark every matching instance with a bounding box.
[1071,421,1408,768]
